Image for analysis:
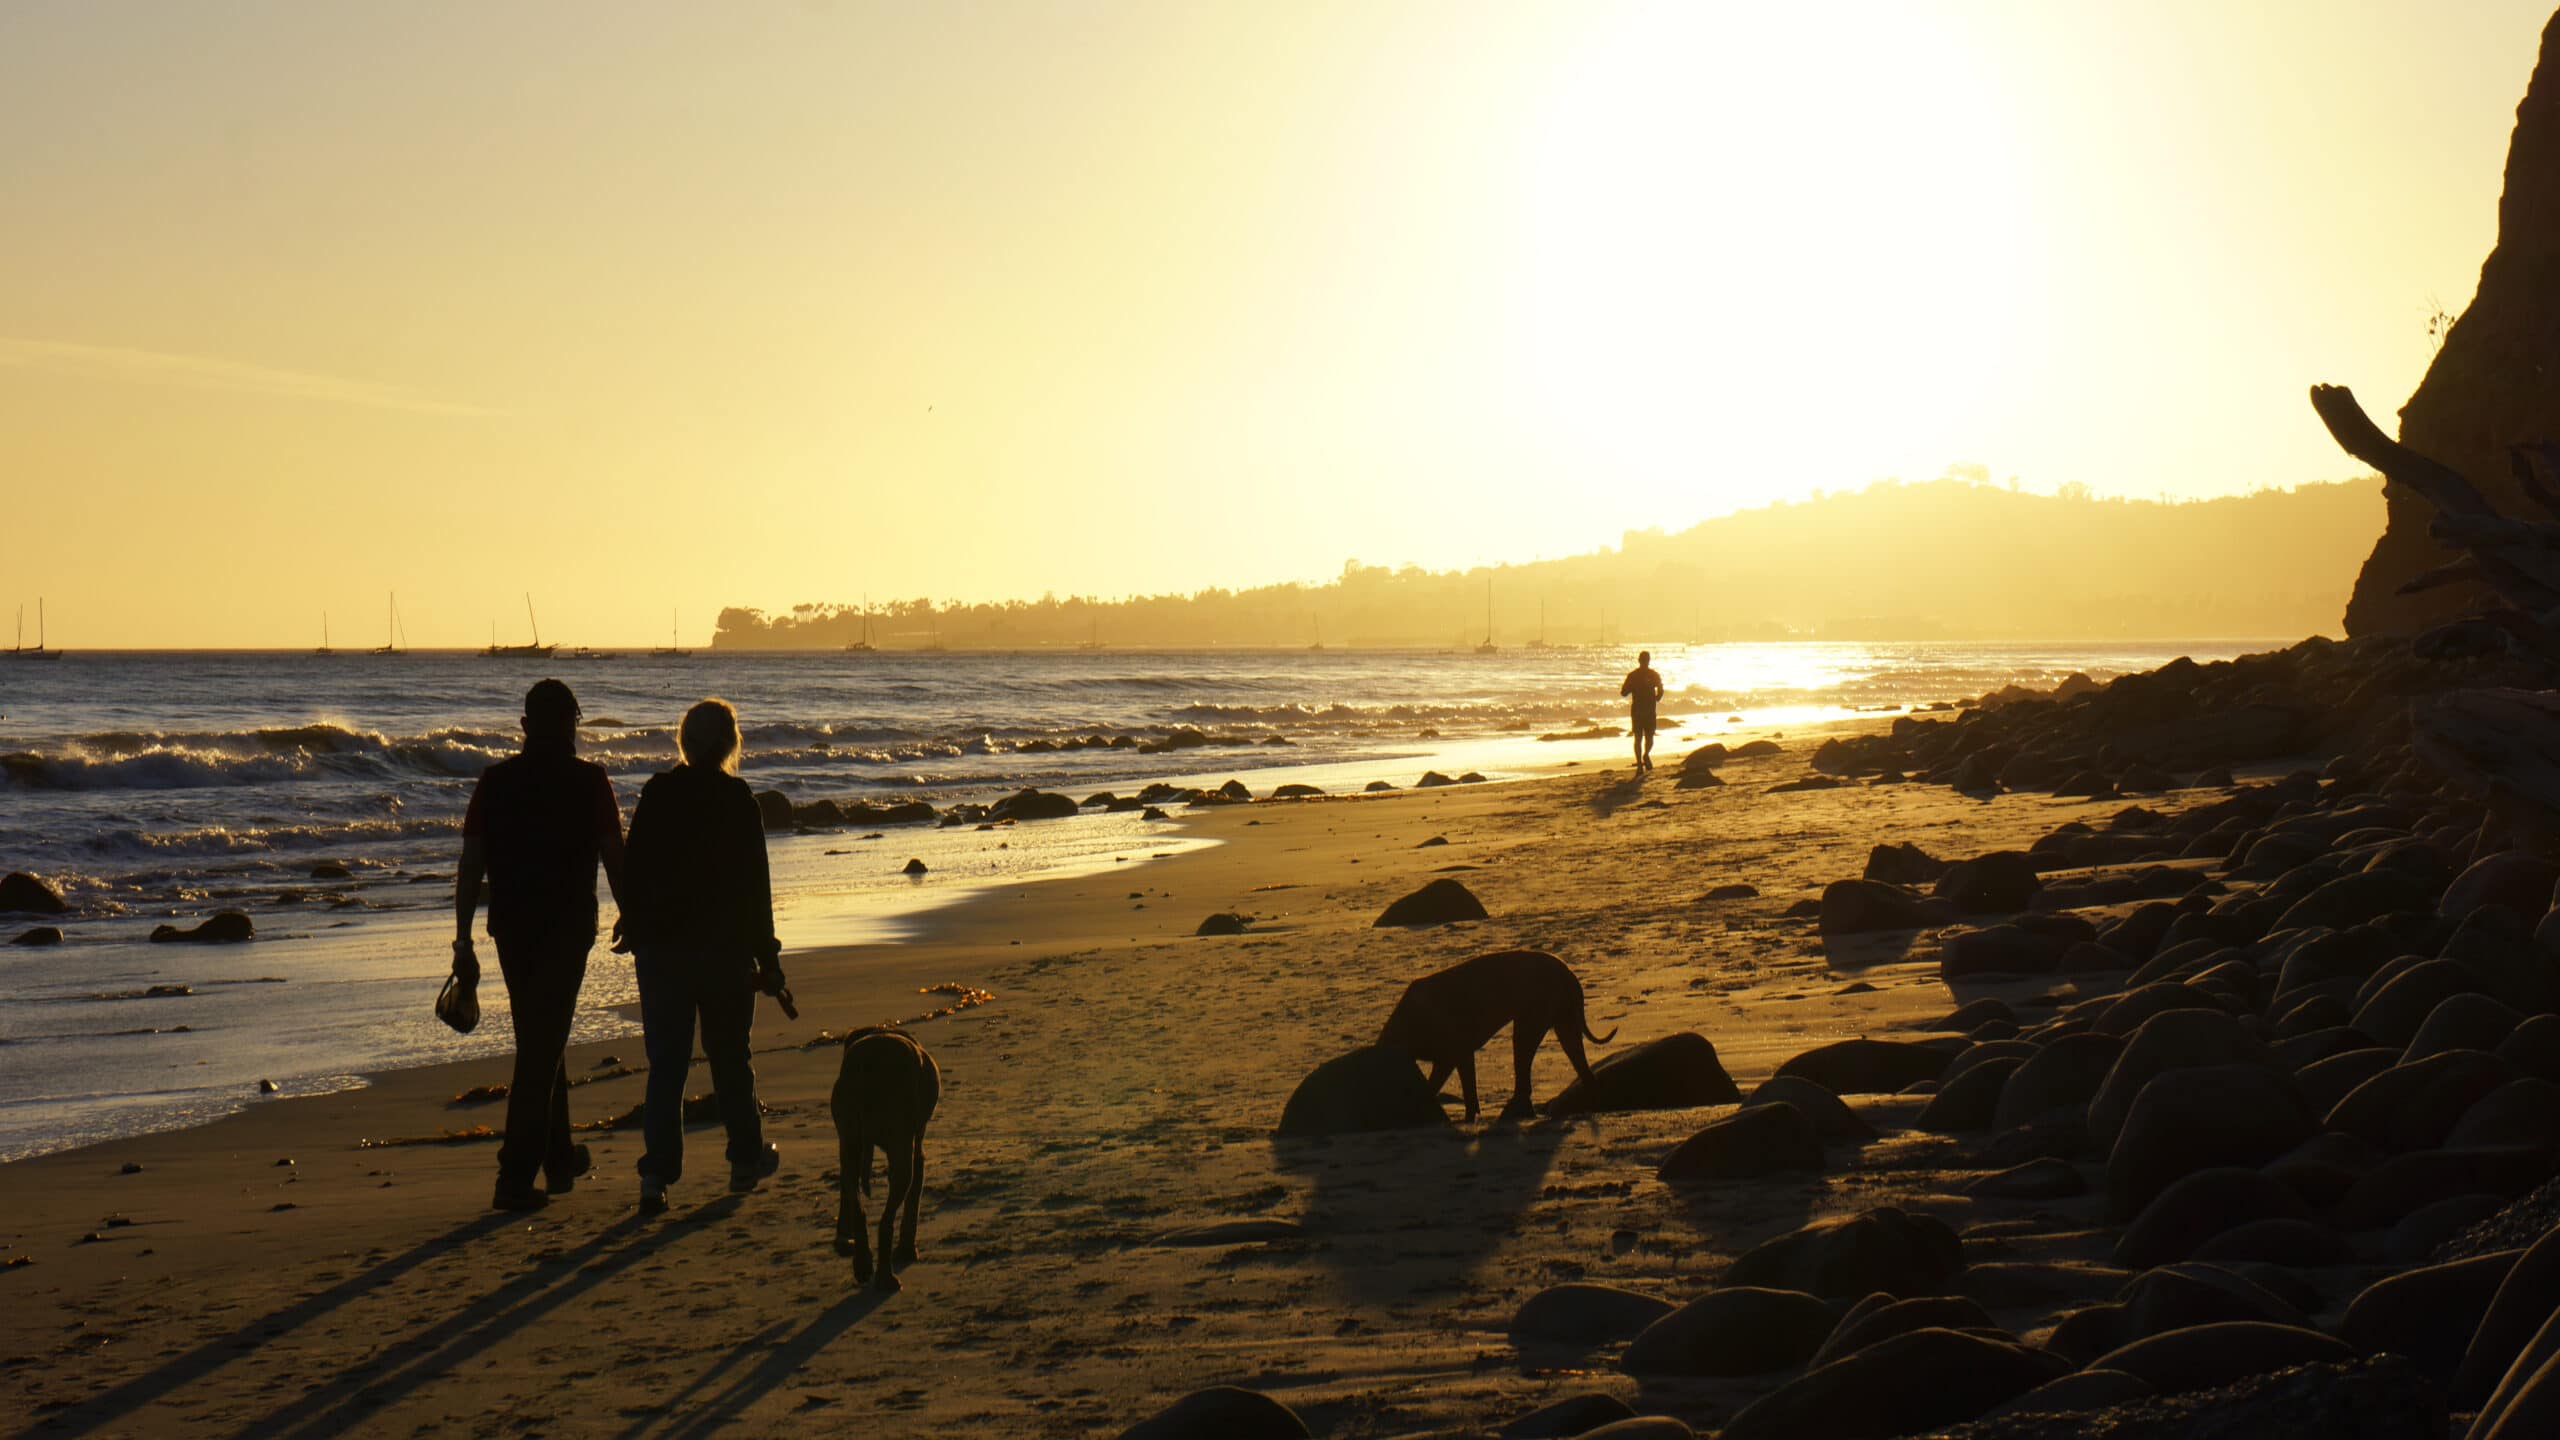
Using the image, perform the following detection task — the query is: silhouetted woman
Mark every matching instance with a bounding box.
[620,697,787,1214]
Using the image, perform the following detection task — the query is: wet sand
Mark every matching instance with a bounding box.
[1,726,2202,1437]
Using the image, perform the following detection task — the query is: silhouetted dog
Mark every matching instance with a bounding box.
[830,1026,940,1290]
[1378,949,1616,1121]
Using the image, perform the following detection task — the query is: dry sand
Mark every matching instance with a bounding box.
[1,729,2209,1437]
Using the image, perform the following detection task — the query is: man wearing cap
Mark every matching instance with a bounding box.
[453,678,627,1212]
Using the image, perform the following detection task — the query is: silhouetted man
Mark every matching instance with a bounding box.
[453,678,626,1211]
[1620,651,1665,770]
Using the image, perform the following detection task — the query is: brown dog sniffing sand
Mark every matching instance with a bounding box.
[1378,949,1615,1121]
[830,1026,941,1290]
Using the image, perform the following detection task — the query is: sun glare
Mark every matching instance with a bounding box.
[1508,3,2043,520]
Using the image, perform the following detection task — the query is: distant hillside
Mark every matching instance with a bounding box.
[714,478,2384,649]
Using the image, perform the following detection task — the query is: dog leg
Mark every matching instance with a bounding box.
[897,1130,925,1266]
[837,1133,873,1285]
[1503,1022,1547,1120]
[1457,1054,1480,1123]
[876,1140,909,1293]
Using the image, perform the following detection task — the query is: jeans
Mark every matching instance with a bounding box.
[635,948,764,1184]
[493,934,590,1190]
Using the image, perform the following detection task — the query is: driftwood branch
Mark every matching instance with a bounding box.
[2511,444,2560,522]
[2309,384,2499,517]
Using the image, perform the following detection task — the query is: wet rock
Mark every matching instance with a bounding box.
[1724,1206,1964,1300]
[1658,1102,1823,1182]
[1372,878,1487,927]
[1274,1045,1448,1136]
[1620,1286,1838,1376]
[1414,770,1458,789]
[988,788,1079,822]
[10,926,63,946]
[1509,1283,1673,1347]
[1269,783,1323,800]
[1545,1033,1741,1116]
[0,872,68,914]
[1362,780,1396,793]
[1118,1386,1309,1439]
[148,911,254,944]
[1776,1038,1951,1095]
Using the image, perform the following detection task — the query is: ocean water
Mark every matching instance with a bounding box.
[0,640,2270,1160]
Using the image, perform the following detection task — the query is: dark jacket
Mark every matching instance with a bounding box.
[465,746,620,944]
[619,765,778,966]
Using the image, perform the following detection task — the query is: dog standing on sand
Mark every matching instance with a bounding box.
[831,1026,940,1290]
[1378,949,1616,1121]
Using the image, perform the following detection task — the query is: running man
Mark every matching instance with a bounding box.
[1620,651,1665,770]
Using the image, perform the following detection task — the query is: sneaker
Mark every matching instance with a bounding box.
[545,1142,594,1195]
[638,1176,668,1216]
[491,1182,550,1213]
[729,1143,781,1193]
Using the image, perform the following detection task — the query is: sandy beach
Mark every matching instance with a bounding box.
[2,722,2217,1437]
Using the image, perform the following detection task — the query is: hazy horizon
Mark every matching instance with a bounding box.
[5,1,2552,647]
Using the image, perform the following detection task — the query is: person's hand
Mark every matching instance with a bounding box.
[754,961,788,996]
[451,937,480,984]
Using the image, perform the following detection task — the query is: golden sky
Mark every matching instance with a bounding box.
[2,0,2549,648]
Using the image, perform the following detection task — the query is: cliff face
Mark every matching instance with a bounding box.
[2346,8,2560,635]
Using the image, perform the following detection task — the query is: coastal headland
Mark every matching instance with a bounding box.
[12,632,2560,1435]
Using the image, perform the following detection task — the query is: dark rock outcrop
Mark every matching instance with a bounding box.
[1274,1046,1448,1136]
[1118,1386,1309,1440]
[1619,1286,1838,1376]
[0,872,67,914]
[1657,1102,1823,1182]
[1372,879,1487,927]
[1509,1283,1674,1348]
[1723,1206,1964,1300]
[1545,1032,1741,1116]
[149,911,254,944]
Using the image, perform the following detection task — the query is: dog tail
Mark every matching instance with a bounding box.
[1583,1022,1618,1046]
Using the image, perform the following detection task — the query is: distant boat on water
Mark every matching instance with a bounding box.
[483,594,557,658]
[371,593,407,655]
[653,609,690,657]
[8,600,62,660]
[1475,578,1499,655]
[315,612,337,657]
[1076,617,1104,651]
[1525,600,1554,651]
[845,595,877,653]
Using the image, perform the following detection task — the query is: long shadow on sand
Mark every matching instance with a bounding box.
[11,1211,519,1440]
[618,1287,893,1440]
[1586,772,1650,820]
[215,1201,747,1440]
[1272,1120,1565,1305]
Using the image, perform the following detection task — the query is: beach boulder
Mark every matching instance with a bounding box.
[148,911,254,944]
[2442,851,2560,921]
[2104,1063,2317,1218]
[1269,783,1323,800]
[1657,1102,1823,1182]
[989,788,1078,822]
[1865,842,1948,885]
[1495,1395,1642,1438]
[1415,770,1458,789]
[1776,1038,1951,1095]
[1992,1030,2124,1130]
[1817,879,1947,934]
[1509,1283,1674,1348]
[1744,1075,1873,1140]
[1808,1293,1997,1367]
[1194,913,1248,936]
[1620,1287,1839,1376]
[2325,1049,2515,1153]
[0,872,66,915]
[1718,1328,2059,1440]
[2455,1226,2560,1406]
[1118,1386,1309,1440]
[2090,1321,2352,1396]
[1275,1046,1449,1136]
[903,858,929,875]
[10,926,63,947]
[1934,851,2041,914]
[1372,879,1487,927]
[2112,1167,2312,1267]
[1723,1206,1964,1300]
[2340,1249,2519,1389]
[1544,1032,1741,1116]
[753,790,795,830]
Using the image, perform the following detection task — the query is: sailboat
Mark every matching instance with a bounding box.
[653,608,691,657]
[845,594,877,653]
[1309,613,1325,652]
[1474,577,1499,655]
[1076,616,1104,651]
[371,593,406,655]
[483,593,558,658]
[1525,599,1554,651]
[315,612,338,657]
[8,600,63,660]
